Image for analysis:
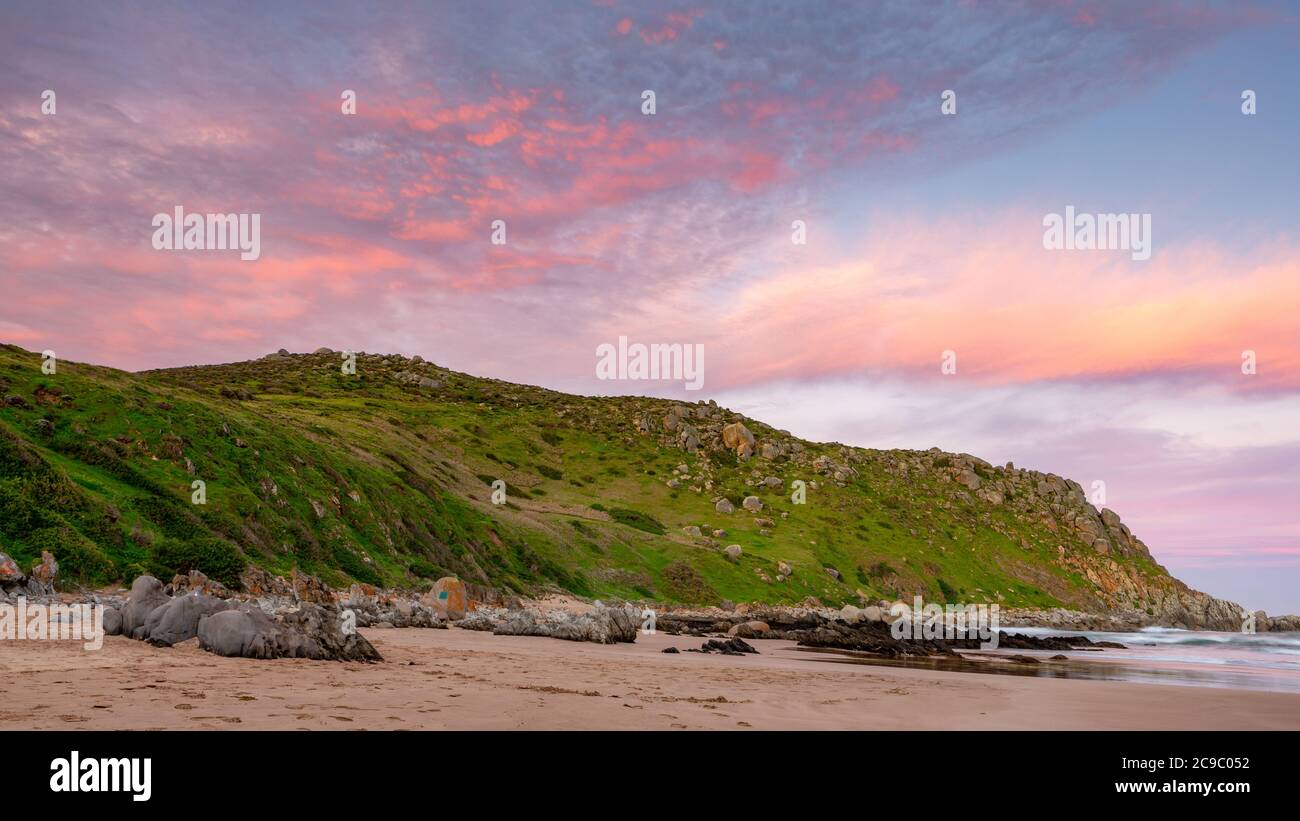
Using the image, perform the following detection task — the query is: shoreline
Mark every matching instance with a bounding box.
[3,627,1299,731]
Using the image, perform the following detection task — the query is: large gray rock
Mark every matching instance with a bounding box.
[146,593,231,646]
[197,602,381,662]
[102,606,123,636]
[197,606,284,659]
[491,603,639,644]
[121,576,169,637]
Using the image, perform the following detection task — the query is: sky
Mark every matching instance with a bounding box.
[2,0,1297,613]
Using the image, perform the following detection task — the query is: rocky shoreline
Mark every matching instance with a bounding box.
[4,551,1296,667]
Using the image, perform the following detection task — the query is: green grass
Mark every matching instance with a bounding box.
[0,343,1185,609]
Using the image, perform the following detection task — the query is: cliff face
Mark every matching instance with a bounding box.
[0,344,1261,629]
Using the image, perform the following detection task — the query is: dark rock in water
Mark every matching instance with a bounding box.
[1005,654,1040,664]
[694,637,759,656]
[146,593,231,646]
[788,621,955,658]
[791,622,1126,657]
[121,576,169,638]
[662,646,680,654]
[994,632,1126,651]
[1049,654,1068,660]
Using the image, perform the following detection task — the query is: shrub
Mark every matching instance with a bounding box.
[936,577,958,601]
[24,526,115,584]
[660,561,718,606]
[604,507,665,535]
[150,536,246,588]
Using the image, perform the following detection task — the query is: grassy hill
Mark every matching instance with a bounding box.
[0,343,1216,616]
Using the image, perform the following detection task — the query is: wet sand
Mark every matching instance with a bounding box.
[3,627,1299,730]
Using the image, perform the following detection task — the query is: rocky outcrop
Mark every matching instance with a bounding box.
[198,602,381,661]
[121,576,170,638]
[722,422,755,460]
[143,593,232,646]
[464,602,640,644]
[0,551,24,588]
[28,551,57,593]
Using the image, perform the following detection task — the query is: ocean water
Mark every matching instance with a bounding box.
[800,627,1300,694]
[988,626,1300,693]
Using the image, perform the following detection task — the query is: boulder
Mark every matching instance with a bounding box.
[240,566,290,597]
[722,422,754,452]
[697,637,758,655]
[742,495,763,513]
[777,561,793,576]
[714,499,735,514]
[146,593,231,646]
[197,607,285,660]
[723,544,743,561]
[727,620,771,639]
[121,576,170,637]
[0,551,22,586]
[198,602,381,661]
[291,568,332,603]
[29,551,58,590]
[492,603,639,644]
[102,606,123,636]
[957,470,981,490]
[429,577,468,620]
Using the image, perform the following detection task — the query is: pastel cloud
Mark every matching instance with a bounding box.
[0,0,1295,608]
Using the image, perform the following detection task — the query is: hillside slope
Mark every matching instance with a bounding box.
[0,344,1246,628]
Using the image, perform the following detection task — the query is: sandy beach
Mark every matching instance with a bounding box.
[3,627,1299,730]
